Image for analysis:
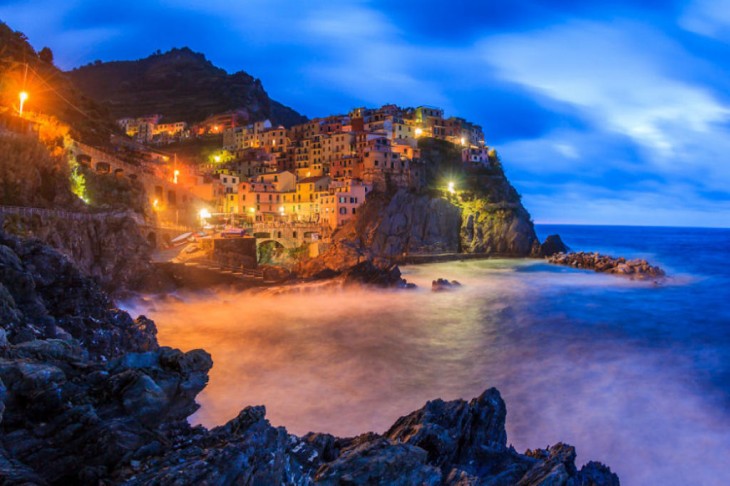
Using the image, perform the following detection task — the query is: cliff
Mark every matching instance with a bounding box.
[1,210,160,292]
[0,134,162,293]
[0,230,619,485]
[68,47,307,127]
[299,140,540,277]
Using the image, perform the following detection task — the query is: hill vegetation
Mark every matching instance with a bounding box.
[0,22,121,145]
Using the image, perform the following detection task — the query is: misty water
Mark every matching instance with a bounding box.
[126,225,730,485]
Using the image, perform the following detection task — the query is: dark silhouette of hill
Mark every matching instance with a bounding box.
[68,48,307,127]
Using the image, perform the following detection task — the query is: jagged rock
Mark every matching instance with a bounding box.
[2,210,161,293]
[432,278,462,291]
[536,234,569,257]
[314,437,442,485]
[341,261,414,288]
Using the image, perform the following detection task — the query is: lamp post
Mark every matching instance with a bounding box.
[199,208,211,228]
[18,91,28,116]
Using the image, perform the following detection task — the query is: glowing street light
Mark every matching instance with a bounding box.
[415,128,423,137]
[448,181,455,194]
[152,199,160,210]
[460,137,466,146]
[279,206,285,215]
[173,169,180,184]
[199,208,212,223]
[213,155,222,163]
[18,91,28,116]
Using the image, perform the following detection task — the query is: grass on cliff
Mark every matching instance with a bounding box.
[417,138,522,205]
[0,135,78,208]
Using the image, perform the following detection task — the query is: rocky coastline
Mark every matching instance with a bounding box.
[0,229,621,484]
[548,251,666,280]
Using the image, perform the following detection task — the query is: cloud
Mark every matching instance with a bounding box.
[521,181,730,227]
[680,0,730,40]
[480,21,730,161]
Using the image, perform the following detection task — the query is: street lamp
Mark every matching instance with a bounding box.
[448,181,455,194]
[18,91,28,116]
[199,208,212,227]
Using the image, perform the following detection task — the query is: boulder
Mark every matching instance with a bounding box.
[432,278,462,291]
[537,234,569,257]
[342,261,414,288]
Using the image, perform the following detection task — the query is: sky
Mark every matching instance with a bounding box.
[1,0,729,227]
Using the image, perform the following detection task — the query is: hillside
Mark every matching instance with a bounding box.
[298,138,542,277]
[0,22,120,145]
[68,48,307,127]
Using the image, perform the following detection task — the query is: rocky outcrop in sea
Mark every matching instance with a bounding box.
[0,230,620,484]
[548,251,666,279]
[298,187,540,278]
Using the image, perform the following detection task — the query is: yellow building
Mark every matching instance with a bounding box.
[296,175,330,222]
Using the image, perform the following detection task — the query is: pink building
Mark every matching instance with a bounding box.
[321,179,372,229]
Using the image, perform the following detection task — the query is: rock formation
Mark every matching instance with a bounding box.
[535,234,569,257]
[1,210,163,293]
[432,278,462,291]
[548,252,665,279]
[0,229,620,484]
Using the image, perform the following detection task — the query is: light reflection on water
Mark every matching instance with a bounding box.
[126,258,730,486]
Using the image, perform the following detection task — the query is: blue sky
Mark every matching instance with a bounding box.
[2,0,729,227]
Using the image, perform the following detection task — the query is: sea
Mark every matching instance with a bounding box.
[125,224,730,485]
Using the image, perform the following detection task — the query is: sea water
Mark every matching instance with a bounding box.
[126,225,730,485]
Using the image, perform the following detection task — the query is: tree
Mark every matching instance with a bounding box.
[39,46,54,64]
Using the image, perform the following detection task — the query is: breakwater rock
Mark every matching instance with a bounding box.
[0,230,619,485]
[548,252,666,279]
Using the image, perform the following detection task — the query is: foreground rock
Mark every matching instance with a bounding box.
[1,230,619,485]
[114,389,618,485]
[548,251,666,279]
[1,210,167,293]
